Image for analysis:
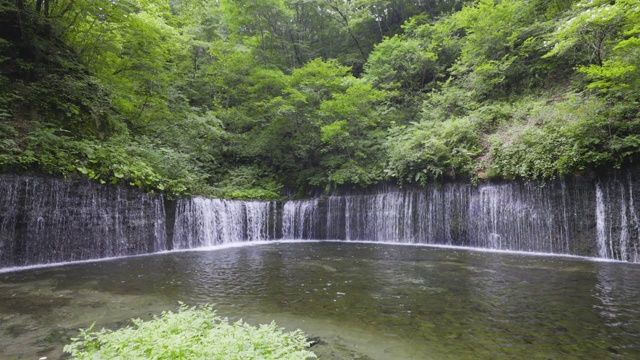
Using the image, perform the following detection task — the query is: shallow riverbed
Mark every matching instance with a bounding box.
[1,241,639,359]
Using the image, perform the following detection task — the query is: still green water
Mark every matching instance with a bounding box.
[1,242,639,359]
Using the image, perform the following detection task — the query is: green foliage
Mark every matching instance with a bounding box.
[222,58,390,190]
[544,0,640,97]
[385,117,482,184]
[544,0,625,63]
[488,95,635,179]
[2,0,640,197]
[2,127,206,196]
[364,35,438,92]
[216,166,283,200]
[0,121,21,166]
[64,304,315,360]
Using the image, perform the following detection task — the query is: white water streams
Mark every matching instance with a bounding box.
[172,197,274,249]
[277,183,573,254]
[0,175,166,267]
[627,174,640,263]
[594,178,640,261]
[282,199,319,239]
[469,183,561,253]
[3,172,640,268]
[258,179,638,261]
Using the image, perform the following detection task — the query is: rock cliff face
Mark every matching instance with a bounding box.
[2,170,640,270]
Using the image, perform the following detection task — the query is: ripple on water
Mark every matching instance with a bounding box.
[1,242,639,359]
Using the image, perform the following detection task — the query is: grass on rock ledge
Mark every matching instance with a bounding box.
[64,304,316,360]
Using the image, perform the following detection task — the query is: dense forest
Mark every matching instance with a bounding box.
[0,0,638,198]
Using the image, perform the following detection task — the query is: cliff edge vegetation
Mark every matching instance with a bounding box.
[1,0,639,197]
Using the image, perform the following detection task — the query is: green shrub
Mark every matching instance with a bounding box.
[384,117,482,184]
[217,166,284,200]
[487,95,627,179]
[64,304,316,360]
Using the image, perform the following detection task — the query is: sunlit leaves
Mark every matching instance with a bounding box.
[544,0,640,94]
[543,0,626,61]
[365,35,438,91]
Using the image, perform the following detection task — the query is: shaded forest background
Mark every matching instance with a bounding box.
[1,0,639,198]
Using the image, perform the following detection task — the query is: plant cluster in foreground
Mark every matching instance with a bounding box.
[63,304,316,360]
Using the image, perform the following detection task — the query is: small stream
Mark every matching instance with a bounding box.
[1,242,639,359]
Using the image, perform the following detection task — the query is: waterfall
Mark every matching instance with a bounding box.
[0,175,166,268]
[3,170,640,269]
[282,199,319,239]
[331,186,472,244]
[275,182,573,253]
[168,174,639,262]
[595,182,611,258]
[627,174,640,263]
[468,182,565,253]
[172,197,275,249]
[261,177,637,261]
[594,178,640,262]
[325,196,345,239]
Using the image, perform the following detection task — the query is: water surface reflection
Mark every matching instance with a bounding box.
[1,242,639,359]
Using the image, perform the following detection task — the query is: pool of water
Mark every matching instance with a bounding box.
[1,242,639,359]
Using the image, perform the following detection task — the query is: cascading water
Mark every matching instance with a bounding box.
[246,175,638,262]
[319,186,472,244]
[594,176,640,262]
[596,182,608,258]
[3,171,640,268]
[172,197,275,249]
[0,175,166,268]
[282,199,319,239]
[468,182,565,253]
[281,182,576,253]
[627,175,640,262]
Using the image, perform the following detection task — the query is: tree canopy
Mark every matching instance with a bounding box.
[1,0,638,198]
